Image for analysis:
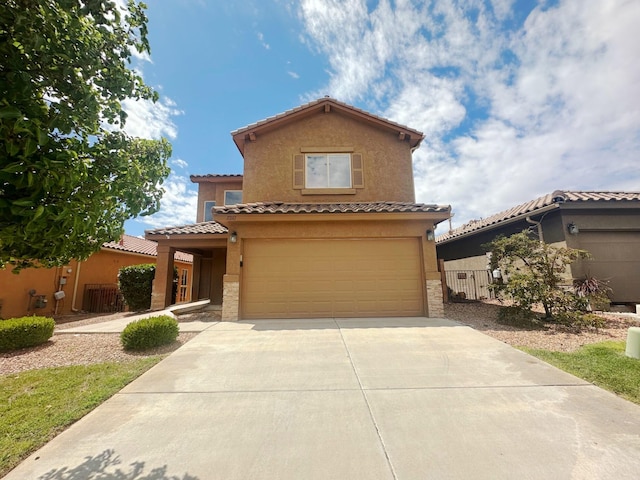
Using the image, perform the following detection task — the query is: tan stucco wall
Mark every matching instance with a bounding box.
[195,179,243,222]
[1,252,192,319]
[218,216,441,320]
[241,110,416,204]
[443,256,489,272]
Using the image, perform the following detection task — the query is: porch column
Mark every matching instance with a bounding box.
[151,245,175,310]
[426,275,445,318]
[221,274,240,321]
[191,254,202,301]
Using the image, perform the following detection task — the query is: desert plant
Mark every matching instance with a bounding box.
[574,276,612,312]
[486,231,591,319]
[0,316,55,352]
[120,315,179,351]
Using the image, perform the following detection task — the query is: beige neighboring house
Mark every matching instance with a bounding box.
[436,191,640,304]
[0,234,193,319]
[146,97,451,320]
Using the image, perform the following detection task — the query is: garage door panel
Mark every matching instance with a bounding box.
[242,238,424,319]
[578,232,640,302]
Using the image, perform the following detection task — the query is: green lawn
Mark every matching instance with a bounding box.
[0,358,162,477]
[522,341,640,405]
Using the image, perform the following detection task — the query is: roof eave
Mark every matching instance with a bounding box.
[436,204,560,245]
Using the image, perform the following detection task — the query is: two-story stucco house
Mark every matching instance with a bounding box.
[146,98,451,320]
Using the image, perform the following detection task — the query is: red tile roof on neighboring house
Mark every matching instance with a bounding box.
[103,234,193,262]
[436,190,640,244]
[145,221,229,236]
[214,201,451,215]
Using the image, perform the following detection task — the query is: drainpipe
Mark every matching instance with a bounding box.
[526,216,544,242]
[71,261,82,312]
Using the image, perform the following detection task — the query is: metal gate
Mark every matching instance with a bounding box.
[444,270,494,301]
[83,284,125,313]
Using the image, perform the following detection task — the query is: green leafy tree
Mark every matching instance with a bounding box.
[487,231,590,319]
[0,0,171,270]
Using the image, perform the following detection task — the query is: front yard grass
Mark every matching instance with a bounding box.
[522,341,640,405]
[0,357,162,477]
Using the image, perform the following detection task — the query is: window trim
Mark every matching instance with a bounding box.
[293,152,364,191]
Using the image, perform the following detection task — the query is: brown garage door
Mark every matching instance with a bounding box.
[241,238,424,319]
[578,232,640,303]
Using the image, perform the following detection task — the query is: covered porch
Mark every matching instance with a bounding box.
[145,223,230,311]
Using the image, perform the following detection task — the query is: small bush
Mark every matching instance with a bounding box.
[118,264,156,311]
[0,316,55,352]
[120,315,179,351]
[554,311,607,332]
[497,306,545,329]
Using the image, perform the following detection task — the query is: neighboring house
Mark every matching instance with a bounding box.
[0,234,193,319]
[146,97,451,320]
[436,191,640,304]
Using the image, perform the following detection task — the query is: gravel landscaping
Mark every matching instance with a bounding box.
[2,303,638,376]
[445,301,639,352]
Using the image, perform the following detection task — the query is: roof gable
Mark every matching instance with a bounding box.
[231,97,425,156]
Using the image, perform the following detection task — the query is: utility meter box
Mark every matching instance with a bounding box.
[34,295,48,309]
[54,291,66,300]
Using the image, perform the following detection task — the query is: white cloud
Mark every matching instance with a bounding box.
[171,158,189,169]
[297,0,640,229]
[121,96,181,140]
[287,70,300,79]
[136,174,199,230]
[257,31,271,49]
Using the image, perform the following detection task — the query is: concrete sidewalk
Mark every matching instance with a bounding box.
[6,317,640,479]
[56,308,218,334]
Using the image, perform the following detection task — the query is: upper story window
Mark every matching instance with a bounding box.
[224,190,243,205]
[305,154,351,188]
[203,201,216,222]
[293,151,363,194]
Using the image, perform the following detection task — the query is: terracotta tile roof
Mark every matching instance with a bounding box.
[190,174,243,182]
[214,201,451,215]
[436,190,640,243]
[102,234,193,263]
[145,221,229,236]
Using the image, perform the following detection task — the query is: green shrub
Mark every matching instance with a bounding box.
[118,264,156,311]
[0,316,55,352]
[120,315,179,351]
[554,311,607,332]
[497,306,545,329]
[118,264,179,311]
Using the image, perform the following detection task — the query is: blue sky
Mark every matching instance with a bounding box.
[122,0,640,237]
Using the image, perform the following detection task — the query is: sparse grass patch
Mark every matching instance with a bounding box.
[0,357,162,477]
[522,341,640,405]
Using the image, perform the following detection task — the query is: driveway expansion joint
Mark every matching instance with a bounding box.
[337,322,399,480]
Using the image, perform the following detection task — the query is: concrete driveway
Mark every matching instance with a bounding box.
[6,317,640,479]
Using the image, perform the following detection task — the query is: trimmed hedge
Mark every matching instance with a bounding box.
[0,316,55,352]
[118,264,156,311]
[118,264,178,311]
[120,315,179,351]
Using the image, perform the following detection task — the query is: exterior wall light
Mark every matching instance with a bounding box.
[426,230,435,241]
[230,232,238,243]
[567,223,579,235]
